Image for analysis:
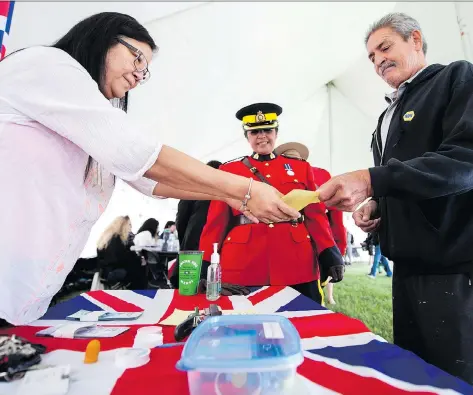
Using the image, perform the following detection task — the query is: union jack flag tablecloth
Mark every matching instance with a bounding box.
[0,287,470,394]
[0,1,15,60]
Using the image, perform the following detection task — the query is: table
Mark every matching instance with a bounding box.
[131,246,178,288]
[0,287,470,395]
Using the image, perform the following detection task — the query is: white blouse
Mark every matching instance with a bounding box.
[0,47,162,324]
[133,231,158,247]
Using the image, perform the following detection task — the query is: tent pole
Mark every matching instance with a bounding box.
[454,2,472,62]
[326,81,334,174]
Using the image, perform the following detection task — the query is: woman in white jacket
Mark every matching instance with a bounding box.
[133,218,160,248]
[0,12,299,326]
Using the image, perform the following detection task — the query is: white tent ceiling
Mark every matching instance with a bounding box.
[6,2,472,255]
[8,2,204,50]
[130,2,396,164]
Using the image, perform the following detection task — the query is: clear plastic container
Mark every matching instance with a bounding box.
[176,314,304,395]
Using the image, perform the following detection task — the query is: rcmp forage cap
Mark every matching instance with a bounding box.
[236,103,282,133]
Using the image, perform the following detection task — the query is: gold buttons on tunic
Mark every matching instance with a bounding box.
[266,175,271,178]
[265,163,269,167]
[268,223,274,228]
[294,179,298,183]
[227,237,231,241]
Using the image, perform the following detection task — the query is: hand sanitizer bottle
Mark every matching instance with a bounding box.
[206,243,221,301]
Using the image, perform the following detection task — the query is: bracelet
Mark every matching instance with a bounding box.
[240,178,253,211]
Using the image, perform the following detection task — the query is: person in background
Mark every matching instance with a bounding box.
[171,160,223,288]
[345,230,354,265]
[160,221,177,239]
[199,103,344,303]
[96,216,146,289]
[362,233,375,267]
[132,217,162,287]
[134,218,160,247]
[275,142,346,305]
[367,231,392,279]
[317,12,473,382]
[0,12,301,326]
[176,161,223,250]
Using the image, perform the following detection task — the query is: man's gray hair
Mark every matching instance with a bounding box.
[365,12,427,54]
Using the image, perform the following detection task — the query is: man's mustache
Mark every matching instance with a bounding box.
[380,61,396,75]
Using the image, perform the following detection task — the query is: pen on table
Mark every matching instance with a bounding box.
[156,342,185,348]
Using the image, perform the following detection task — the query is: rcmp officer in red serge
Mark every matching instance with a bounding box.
[199,103,345,303]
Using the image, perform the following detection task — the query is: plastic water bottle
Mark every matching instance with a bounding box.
[206,243,221,301]
[170,233,179,252]
[162,229,170,252]
[168,233,176,252]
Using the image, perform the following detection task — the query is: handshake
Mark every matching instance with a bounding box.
[234,189,321,224]
[227,182,321,226]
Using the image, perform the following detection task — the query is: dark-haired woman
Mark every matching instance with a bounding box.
[0,12,300,326]
[134,218,160,247]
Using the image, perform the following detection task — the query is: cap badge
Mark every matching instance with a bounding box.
[256,111,266,123]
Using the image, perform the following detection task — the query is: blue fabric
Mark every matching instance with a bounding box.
[277,294,325,312]
[40,295,104,319]
[308,340,472,394]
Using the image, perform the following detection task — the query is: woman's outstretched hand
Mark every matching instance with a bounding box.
[245,181,301,224]
[226,198,259,223]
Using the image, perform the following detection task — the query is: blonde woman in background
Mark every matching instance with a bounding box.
[97,216,146,289]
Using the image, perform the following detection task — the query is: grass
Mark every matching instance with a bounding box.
[324,262,394,343]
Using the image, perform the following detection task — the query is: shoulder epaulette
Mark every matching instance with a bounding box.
[222,156,246,165]
[281,153,306,162]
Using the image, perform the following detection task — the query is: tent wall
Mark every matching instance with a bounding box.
[129,2,396,163]
[7,2,202,52]
[329,85,379,175]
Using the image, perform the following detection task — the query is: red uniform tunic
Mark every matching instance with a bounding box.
[312,167,347,256]
[199,153,343,286]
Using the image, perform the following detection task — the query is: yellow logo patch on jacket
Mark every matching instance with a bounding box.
[403,110,415,122]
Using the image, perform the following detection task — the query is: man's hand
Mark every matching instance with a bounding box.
[317,170,373,211]
[353,200,380,232]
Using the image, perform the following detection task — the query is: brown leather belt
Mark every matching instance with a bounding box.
[232,214,305,226]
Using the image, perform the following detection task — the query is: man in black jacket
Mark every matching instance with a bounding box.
[317,12,473,384]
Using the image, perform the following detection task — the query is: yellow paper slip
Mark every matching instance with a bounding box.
[281,189,320,211]
[159,308,258,326]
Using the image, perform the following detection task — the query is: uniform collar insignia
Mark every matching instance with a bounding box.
[251,152,277,161]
